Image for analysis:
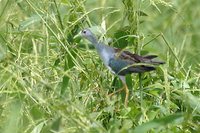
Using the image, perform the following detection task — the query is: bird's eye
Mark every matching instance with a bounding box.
[82,30,86,34]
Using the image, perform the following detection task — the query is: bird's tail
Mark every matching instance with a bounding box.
[150,60,165,65]
[143,55,165,65]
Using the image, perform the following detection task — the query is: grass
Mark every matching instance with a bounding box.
[0,0,200,132]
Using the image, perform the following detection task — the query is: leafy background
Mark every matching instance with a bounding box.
[0,0,199,133]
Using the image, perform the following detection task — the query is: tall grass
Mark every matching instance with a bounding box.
[0,0,199,132]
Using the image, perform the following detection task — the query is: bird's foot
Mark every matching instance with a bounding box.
[124,84,129,107]
[107,84,129,107]
[108,88,124,97]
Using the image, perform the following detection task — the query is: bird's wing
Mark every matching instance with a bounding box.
[114,48,164,65]
[107,48,159,75]
[108,57,156,75]
[114,48,141,63]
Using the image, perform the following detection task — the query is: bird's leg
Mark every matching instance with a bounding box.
[108,83,129,107]
[118,76,129,107]
[124,83,129,107]
[108,87,124,97]
[139,73,143,105]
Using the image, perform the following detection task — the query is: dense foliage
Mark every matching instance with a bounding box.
[0,0,199,132]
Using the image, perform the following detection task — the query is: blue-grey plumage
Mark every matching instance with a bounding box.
[81,29,164,76]
[81,28,115,67]
[108,58,155,75]
[81,28,164,107]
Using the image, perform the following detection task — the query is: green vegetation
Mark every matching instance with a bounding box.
[0,0,199,132]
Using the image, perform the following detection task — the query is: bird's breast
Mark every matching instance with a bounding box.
[99,49,114,66]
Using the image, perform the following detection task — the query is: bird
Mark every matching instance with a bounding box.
[81,28,164,107]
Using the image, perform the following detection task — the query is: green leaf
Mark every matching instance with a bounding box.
[51,117,62,132]
[19,14,43,30]
[135,10,148,16]
[185,92,200,113]
[30,106,44,120]
[122,119,133,129]
[126,74,133,89]
[113,28,129,49]
[87,26,105,36]
[60,58,70,95]
[111,77,123,93]
[133,113,184,133]
[61,75,69,95]
[61,50,77,95]
[31,121,46,133]
[3,100,22,133]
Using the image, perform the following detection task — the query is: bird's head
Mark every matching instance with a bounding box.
[81,28,97,44]
[81,29,93,37]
